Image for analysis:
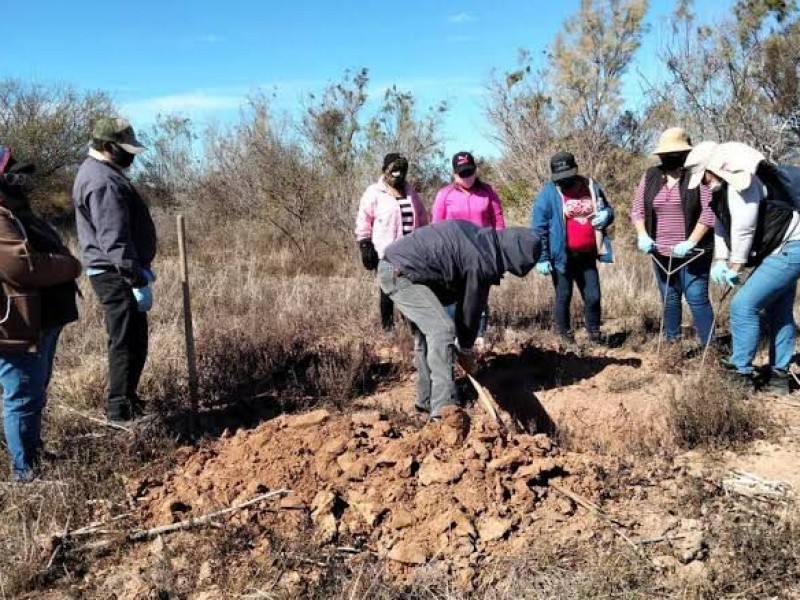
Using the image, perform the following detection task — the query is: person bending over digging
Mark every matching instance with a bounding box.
[685,141,800,395]
[378,220,540,420]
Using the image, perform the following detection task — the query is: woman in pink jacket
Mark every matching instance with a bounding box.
[431,151,506,347]
[355,153,428,331]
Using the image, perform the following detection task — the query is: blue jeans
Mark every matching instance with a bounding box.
[652,254,714,344]
[378,261,457,417]
[551,253,601,335]
[729,241,800,374]
[1,327,62,477]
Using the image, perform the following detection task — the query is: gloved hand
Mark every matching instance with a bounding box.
[457,348,476,374]
[132,284,154,312]
[535,261,552,276]
[710,261,740,287]
[143,268,156,283]
[672,240,697,258]
[637,233,656,254]
[591,209,610,229]
[359,240,379,271]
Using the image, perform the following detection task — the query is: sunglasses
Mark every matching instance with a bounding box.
[457,167,476,178]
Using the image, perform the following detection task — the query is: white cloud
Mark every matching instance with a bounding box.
[447,12,477,24]
[121,91,244,122]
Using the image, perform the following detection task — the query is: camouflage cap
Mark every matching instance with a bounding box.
[92,117,146,154]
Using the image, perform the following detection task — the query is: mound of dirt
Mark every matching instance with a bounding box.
[130,406,606,589]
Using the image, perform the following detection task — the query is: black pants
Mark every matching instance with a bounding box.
[90,272,148,420]
[380,288,394,331]
[551,253,601,335]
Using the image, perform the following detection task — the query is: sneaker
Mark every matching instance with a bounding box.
[587,330,605,344]
[765,370,793,396]
[721,363,757,390]
[559,331,577,345]
[11,470,36,484]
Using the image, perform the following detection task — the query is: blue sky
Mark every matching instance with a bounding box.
[4,0,733,158]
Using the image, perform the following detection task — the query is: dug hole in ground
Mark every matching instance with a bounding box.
[57,329,800,598]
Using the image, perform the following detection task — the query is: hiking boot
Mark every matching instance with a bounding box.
[721,362,757,391]
[559,331,577,345]
[765,370,793,396]
[587,330,605,345]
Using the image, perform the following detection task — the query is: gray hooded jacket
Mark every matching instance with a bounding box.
[383,220,540,347]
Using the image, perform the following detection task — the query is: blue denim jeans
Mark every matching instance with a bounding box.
[1,327,62,477]
[729,241,800,374]
[378,261,457,417]
[652,254,714,344]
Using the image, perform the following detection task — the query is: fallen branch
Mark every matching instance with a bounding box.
[549,482,642,553]
[56,405,132,433]
[636,533,690,545]
[128,489,291,542]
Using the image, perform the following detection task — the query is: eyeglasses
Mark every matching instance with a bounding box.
[457,168,476,178]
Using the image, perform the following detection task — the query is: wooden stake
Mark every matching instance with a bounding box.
[177,215,199,413]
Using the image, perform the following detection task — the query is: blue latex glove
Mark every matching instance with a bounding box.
[535,261,552,276]
[672,240,697,258]
[591,209,610,229]
[710,262,740,287]
[132,285,154,312]
[637,233,656,254]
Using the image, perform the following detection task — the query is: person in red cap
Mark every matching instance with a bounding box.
[431,152,506,348]
[0,146,82,482]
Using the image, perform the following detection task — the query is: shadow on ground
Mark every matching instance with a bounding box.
[470,345,642,435]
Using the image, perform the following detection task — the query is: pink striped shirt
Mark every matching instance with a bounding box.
[631,174,713,254]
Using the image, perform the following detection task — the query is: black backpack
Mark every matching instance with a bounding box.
[756,161,800,210]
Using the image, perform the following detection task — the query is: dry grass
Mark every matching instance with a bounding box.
[667,369,774,449]
[0,208,789,597]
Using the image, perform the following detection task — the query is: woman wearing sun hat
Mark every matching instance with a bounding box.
[685,141,800,394]
[630,127,715,346]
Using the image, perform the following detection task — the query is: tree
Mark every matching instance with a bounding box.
[364,87,449,198]
[652,0,800,159]
[0,79,115,215]
[134,114,202,207]
[487,0,650,205]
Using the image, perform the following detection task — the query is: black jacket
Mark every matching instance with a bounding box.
[383,220,540,347]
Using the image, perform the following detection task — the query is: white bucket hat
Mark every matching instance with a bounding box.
[685,141,719,189]
[686,141,765,191]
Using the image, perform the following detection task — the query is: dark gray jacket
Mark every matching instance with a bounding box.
[383,220,540,347]
[72,156,157,281]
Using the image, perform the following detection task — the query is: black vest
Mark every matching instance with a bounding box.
[643,167,713,251]
[709,182,794,267]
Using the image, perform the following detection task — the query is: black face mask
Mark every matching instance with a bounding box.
[385,163,408,190]
[558,176,580,190]
[660,153,687,171]
[0,173,32,207]
[109,144,135,169]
